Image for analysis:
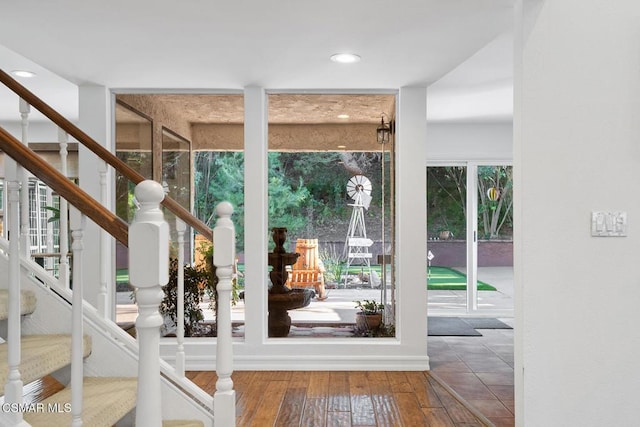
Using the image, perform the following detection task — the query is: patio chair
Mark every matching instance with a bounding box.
[286,238,328,300]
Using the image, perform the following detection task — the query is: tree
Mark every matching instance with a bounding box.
[194,151,245,246]
[477,166,513,239]
[427,166,467,238]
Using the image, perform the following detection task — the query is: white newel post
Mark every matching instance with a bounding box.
[213,201,236,427]
[19,99,30,257]
[175,218,186,377]
[3,181,27,426]
[129,181,168,427]
[58,127,70,289]
[70,208,86,427]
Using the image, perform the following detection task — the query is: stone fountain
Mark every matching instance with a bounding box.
[267,227,313,337]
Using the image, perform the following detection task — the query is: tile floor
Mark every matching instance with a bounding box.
[428,321,515,427]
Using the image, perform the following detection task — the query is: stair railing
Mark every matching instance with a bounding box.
[0,69,237,425]
[0,69,212,241]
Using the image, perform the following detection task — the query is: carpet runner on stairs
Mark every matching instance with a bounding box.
[0,289,37,319]
[0,286,207,426]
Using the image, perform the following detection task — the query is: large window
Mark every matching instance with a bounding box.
[266,93,396,338]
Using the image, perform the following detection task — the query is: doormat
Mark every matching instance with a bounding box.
[428,317,481,336]
[427,317,512,336]
[463,317,512,330]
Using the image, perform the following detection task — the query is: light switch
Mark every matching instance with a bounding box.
[591,211,627,237]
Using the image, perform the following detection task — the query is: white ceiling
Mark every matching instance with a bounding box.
[0,0,514,124]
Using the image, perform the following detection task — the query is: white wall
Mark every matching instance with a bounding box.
[426,122,512,162]
[515,1,640,425]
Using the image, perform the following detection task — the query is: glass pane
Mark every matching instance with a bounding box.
[267,93,396,339]
[162,128,191,263]
[115,102,153,224]
[114,101,153,323]
[476,165,514,312]
[193,150,245,325]
[427,166,468,313]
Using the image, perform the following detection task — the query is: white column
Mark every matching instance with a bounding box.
[129,180,168,427]
[213,201,236,427]
[78,85,113,309]
[243,86,268,342]
[397,87,428,356]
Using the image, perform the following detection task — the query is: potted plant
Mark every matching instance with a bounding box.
[354,299,384,331]
[160,258,214,336]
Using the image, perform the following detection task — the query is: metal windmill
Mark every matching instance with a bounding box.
[343,175,374,286]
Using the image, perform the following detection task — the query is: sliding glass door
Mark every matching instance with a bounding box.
[427,162,513,315]
[427,165,468,312]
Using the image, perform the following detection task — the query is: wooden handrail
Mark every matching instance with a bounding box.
[0,127,129,245]
[0,69,213,241]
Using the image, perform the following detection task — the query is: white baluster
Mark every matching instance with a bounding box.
[129,180,168,427]
[98,162,108,317]
[58,127,70,289]
[70,207,85,427]
[3,181,26,426]
[213,201,236,427]
[19,99,30,257]
[175,218,187,377]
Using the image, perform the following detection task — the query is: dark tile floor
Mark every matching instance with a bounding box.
[427,321,515,427]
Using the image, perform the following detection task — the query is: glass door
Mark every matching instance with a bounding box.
[427,163,514,315]
[427,165,468,313]
[475,164,513,314]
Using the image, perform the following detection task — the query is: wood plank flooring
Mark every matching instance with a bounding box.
[187,370,490,426]
[5,371,489,426]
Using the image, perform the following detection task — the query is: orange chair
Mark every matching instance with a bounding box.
[286,238,327,300]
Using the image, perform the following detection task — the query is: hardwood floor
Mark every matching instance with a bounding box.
[6,370,493,426]
[187,370,491,426]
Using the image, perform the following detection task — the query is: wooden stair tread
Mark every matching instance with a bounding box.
[0,289,37,320]
[0,334,92,392]
[24,377,137,426]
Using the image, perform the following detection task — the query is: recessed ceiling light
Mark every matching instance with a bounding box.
[11,70,36,78]
[337,114,350,119]
[337,145,346,149]
[330,53,361,64]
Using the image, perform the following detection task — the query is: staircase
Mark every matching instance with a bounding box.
[0,259,208,426]
[0,70,236,426]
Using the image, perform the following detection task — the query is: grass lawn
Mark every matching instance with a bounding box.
[117,264,497,291]
[428,266,496,291]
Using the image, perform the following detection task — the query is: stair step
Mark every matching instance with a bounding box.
[0,334,92,392]
[163,421,205,427]
[0,289,37,320]
[24,377,137,426]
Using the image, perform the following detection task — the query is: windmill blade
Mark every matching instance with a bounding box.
[347,175,373,200]
[361,191,372,210]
